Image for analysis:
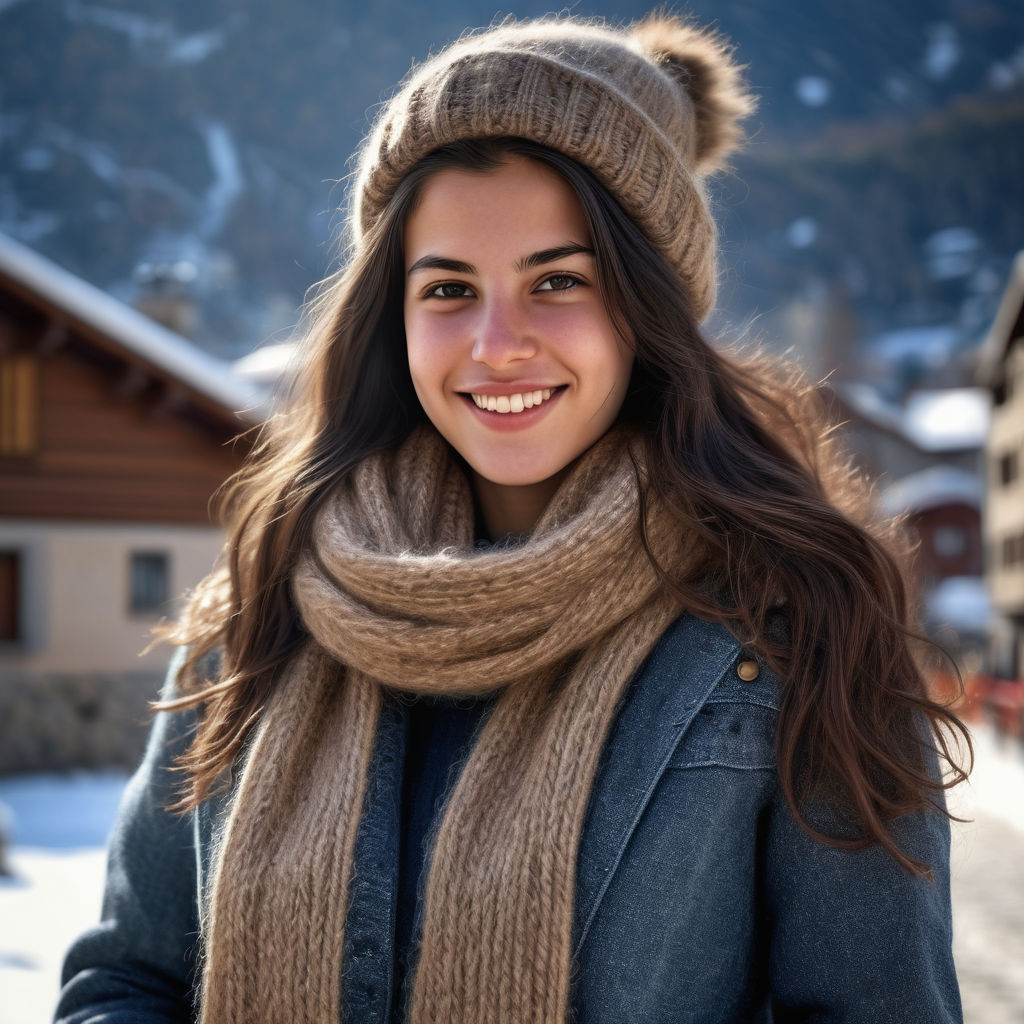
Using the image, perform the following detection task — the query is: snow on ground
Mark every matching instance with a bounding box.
[2,848,108,1023]
[948,721,1024,834]
[0,773,127,1024]
[0,727,1021,1023]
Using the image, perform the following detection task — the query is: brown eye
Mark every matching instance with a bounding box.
[537,274,580,292]
[429,282,474,299]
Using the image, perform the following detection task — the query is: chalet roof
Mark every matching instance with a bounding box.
[233,341,298,389]
[0,232,267,422]
[976,250,1024,389]
[879,465,983,516]
[831,382,904,434]
[833,382,989,453]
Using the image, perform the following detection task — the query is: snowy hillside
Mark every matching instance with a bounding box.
[0,0,1021,361]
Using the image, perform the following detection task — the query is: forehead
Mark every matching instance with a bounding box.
[403,156,590,262]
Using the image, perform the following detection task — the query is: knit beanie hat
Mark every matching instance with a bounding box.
[353,13,756,321]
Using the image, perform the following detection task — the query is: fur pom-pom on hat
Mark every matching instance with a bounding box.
[354,11,756,320]
[629,14,757,173]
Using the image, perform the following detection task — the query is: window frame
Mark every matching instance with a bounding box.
[0,548,21,643]
[128,550,170,616]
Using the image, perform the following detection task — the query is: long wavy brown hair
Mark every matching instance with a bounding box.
[162,138,970,876]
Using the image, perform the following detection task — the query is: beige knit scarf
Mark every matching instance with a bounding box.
[199,424,691,1024]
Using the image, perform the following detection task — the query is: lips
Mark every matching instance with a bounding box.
[457,385,567,430]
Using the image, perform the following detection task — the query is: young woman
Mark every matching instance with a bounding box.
[57,13,968,1024]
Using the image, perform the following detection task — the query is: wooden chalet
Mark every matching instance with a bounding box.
[0,232,265,689]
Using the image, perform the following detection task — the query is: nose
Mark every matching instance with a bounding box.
[471,295,538,369]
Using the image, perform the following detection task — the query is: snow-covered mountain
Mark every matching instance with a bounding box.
[1,0,1021,367]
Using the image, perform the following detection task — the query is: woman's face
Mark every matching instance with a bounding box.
[403,155,634,508]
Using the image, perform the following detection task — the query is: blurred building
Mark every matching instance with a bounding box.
[879,467,984,589]
[827,380,990,653]
[828,383,987,481]
[0,233,264,771]
[977,252,1024,680]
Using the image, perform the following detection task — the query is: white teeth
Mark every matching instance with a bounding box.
[469,388,559,414]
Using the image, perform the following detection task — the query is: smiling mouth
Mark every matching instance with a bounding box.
[464,387,564,414]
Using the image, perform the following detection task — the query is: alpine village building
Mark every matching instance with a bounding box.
[978,251,1024,683]
[0,233,264,771]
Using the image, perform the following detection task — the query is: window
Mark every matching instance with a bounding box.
[0,353,39,456]
[129,551,169,613]
[997,450,1019,488]
[1002,533,1024,570]
[933,526,966,559]
[0,550,19,641]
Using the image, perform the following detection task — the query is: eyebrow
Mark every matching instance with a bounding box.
[516,243,594,272]
[406,242,594,277]
[407,255,475,276]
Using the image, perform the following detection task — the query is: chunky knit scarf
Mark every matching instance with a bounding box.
[199,425,691,1024]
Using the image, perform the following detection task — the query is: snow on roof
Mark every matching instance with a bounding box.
[901,388,990,451]
[879,465,983,515]
[833,382,904,433]
[0,232,267,422]
[233,341,298,387]
[834,382,988,452]
[925,576,991,633]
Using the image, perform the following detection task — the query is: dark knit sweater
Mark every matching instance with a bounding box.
[392,693,494,1022]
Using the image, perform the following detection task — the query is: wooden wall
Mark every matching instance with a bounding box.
[910,503,984,587]
[0,279,247,525]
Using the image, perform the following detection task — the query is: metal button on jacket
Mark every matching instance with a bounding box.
[736,659,759,681]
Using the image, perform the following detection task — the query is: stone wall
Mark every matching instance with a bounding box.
[0,671,163,774]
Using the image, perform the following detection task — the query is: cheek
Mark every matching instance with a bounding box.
[404,311,440,390]
[406,304,477,370]
[404,315,465,422]
[588,332,634,428]
[563,313,634,396]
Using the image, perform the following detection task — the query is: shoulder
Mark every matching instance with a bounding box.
[642,611,780,711]
[617,611,781,775]
[130,645,222,789]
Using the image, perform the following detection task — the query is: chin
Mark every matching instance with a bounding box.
[467,453,567,489]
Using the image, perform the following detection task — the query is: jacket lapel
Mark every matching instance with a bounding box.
[572,612,742,957]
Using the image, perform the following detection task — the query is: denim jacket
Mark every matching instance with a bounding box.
[56,613,962,1023]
